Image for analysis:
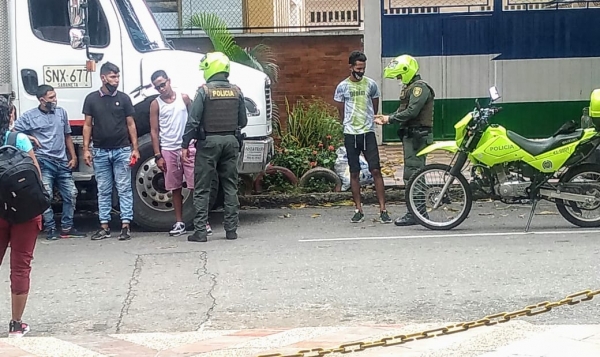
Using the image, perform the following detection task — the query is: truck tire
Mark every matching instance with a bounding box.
[298,167,342,192]
[131,134,195,231]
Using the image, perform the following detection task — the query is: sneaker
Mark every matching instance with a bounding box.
[118,227,131,241]
[169,222,186,236]
[46,228,59,241]
[206,223,213,236]
[8,320,30,338]
[60,228,87,239]
[351,210,365,223]
[379,210,393,224]
[91,228,111,240]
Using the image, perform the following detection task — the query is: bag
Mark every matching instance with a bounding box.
[334,146,374,191]
[0,132,51,224]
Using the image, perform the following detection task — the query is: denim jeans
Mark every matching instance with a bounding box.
[92,147,133,224]
[39,157,77,231]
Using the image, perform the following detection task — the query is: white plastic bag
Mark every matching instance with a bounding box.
[334,146,374,191]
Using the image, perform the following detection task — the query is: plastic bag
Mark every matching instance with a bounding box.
[334,146,374,191]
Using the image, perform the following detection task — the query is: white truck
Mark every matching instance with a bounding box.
[0,0,274,230]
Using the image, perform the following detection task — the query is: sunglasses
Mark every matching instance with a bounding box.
[155,82,168,91]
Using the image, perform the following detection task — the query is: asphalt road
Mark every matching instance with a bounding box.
[1,200,599,337]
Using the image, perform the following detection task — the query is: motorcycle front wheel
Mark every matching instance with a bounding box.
[405,163,473,230]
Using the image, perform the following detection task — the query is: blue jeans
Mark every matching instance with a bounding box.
[39,158,77,231]
[92,147,133,225]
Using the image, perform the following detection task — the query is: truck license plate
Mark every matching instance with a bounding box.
[43,65,92,88]
[243,143,265,163]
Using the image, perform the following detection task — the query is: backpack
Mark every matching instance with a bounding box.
[0,132,51,224]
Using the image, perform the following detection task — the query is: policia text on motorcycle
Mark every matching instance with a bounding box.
[375,54,435,227]
[181,52,248,242]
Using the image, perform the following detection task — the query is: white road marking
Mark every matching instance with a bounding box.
[299,229,600,242]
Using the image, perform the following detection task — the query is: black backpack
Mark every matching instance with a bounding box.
[0,132,51,224]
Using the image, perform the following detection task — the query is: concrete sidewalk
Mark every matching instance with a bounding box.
[1,321,598,356]
[378,144,469,187]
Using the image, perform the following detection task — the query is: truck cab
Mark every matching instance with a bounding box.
[2,0,274,230]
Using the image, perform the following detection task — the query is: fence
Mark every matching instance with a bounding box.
[147,0,363,36]
[382,0,599,14]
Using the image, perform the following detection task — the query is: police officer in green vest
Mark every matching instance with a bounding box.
[181,52,248,242]
[375,54,435,226]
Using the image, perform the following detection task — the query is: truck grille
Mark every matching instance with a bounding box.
[264,79,272,122]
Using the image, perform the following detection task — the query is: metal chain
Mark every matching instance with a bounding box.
[257,289,600,357]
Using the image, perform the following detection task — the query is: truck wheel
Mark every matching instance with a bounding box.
[253,165,298,193]
[132,134,195,231]
[298,167,342,192]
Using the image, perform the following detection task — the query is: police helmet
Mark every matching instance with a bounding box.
[383,54,419,85]
[590,89,600,118]
[199,52,231,81]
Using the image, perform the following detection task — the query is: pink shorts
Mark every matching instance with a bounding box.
[162,147,196,191]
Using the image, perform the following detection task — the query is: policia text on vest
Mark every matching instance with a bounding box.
[181,74,248,242]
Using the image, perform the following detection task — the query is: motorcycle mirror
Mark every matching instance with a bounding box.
[489,86,501,102]
[475,98,481,110]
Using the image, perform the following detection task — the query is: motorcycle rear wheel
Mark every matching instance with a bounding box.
[406,163,473,230]
[556,163,600,228]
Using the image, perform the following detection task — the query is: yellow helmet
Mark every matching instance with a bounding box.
[199,52,231,81]
[383,54,419,85]
[590,89,600,118]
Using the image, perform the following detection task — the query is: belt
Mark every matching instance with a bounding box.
[205,131,235,136]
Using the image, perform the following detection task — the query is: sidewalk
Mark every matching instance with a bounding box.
[1,321,598,356]
[378,143,469,186]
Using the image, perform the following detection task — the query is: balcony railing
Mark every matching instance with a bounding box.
[149,0,363,36]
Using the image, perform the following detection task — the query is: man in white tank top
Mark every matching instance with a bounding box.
[149,70,213,236]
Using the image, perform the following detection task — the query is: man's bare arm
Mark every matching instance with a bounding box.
[126,116,139,151]
[83,115,93,151]
[149,100,161,155]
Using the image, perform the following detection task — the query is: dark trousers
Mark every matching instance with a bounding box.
[193,135,240,234]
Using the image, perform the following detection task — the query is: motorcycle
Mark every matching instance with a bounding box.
[405,86,600,232]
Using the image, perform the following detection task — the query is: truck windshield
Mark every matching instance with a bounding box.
[115,0,171,52]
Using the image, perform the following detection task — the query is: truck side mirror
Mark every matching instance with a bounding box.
[69,0,87,27]
[69,28,85,50]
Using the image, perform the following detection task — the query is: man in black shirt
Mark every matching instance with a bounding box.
[82,62,140,241]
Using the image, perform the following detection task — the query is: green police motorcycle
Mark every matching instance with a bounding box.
[404,86,600,232]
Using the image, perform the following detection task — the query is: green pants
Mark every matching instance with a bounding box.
[402,131,433,185]
[193,135,240,234]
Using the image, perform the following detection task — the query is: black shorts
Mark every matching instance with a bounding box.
[344,132,381,173]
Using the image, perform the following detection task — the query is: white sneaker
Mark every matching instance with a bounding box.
[169,222,186,236]
[206,223,213,236]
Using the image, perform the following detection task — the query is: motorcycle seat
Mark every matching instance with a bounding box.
[507,129,584,157]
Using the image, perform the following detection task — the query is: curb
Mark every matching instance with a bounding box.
[239,187,407,209]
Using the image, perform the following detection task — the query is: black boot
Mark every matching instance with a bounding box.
[188,231,208,242]
[394,213,417,226]
[226,231,238,240]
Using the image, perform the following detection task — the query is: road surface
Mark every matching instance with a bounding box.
[0,200,599,356]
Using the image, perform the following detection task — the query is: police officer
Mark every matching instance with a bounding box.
[181,52,248,242]
[375,54,435,226]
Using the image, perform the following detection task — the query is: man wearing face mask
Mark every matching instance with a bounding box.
[334,51,391,224]
[13,85,86,240]
[82,62,140,241]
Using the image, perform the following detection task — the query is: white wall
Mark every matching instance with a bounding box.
[364,0,383,144]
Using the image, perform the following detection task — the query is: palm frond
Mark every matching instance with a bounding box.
[187,13,246,63]
[244,44,280,84]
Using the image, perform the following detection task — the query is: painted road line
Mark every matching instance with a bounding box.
[298,229,600,242]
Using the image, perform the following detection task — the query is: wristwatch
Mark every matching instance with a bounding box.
[154,153,162,160]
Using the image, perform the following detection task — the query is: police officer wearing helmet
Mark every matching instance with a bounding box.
[374,54,435,226]
[181,52,248,242]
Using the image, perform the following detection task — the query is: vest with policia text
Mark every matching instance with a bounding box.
[201,82,241,133]
[398,79,435,128]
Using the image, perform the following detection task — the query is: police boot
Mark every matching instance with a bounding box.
[188,231,208,243]
[394,213,417,226]
[226,231,237,240]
